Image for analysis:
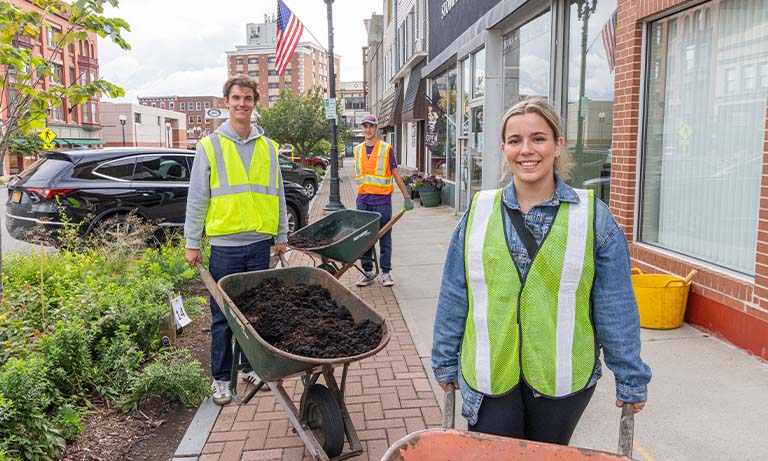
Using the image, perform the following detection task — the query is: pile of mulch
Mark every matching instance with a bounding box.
[287,234,334,248]
[235,278,382,358]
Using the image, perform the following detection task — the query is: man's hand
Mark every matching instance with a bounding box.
[438,381,458,391]
[616,400,646,414]
[185,248,202,266]
[403,197,414,211]
[274,243,287,256]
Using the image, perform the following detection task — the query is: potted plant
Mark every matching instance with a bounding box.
[413,173,444,207]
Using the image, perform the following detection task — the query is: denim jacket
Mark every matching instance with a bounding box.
[431,176,652,425]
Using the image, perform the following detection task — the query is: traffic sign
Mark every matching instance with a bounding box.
[324,98,337,120]
[42,143,55,150]
[39,127,57,144]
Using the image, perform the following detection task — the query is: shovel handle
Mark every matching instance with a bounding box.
[618,402,635,457]
[442,386,455,429]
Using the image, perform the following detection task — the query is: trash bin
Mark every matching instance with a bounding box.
[631,268,697,329]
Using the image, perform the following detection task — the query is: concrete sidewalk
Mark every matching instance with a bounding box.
[182,164,768,461]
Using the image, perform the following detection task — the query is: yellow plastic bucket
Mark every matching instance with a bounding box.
[631,269,697,329]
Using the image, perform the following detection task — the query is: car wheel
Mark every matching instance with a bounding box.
[93,213,151,249]
[287,205,299,234]
[303,180,317,198]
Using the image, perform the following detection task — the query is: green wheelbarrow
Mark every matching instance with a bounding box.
[288,209,405,280]
[197,264,391,461]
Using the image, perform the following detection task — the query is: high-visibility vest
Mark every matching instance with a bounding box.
[461,188,597,397]
[354,140,394,195]
[199,134,280,236]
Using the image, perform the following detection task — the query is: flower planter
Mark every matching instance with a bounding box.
[418,185,441,207]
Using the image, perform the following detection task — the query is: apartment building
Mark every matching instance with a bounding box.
[138,96,225,146]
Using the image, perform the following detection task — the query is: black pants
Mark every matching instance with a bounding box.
[469,383,595,445]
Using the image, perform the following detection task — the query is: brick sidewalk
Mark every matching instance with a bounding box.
[199,163,442,461]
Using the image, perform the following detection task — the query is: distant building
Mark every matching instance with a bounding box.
[338,81,366,155]
[2,0,104,175]
[101,102,186,149]
[226,18,340,108]
[137,96,225,147]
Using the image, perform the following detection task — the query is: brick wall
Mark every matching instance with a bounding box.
[613,0,768,359]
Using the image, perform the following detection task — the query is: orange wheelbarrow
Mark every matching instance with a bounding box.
[381,387,637,461]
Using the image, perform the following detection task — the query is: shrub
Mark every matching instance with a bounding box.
[92,326,144,400]
[38,320,93,396]
[121,349,211,410]
[52,404,84,443]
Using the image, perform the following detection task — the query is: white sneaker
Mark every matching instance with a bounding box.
[356,271,376,287]
[381,272,394,287]
[242,370,269,392]
[211,379,231,405]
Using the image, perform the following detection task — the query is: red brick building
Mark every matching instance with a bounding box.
[2,0,103,175]
[137,96,225,147]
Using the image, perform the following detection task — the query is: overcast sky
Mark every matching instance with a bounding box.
[100,0,383,102]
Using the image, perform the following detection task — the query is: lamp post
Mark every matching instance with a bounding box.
[118,114,126,147]
[165,121,171,148]
[574,0,597,158]
[598,111,606,145]
[324,0,345,211]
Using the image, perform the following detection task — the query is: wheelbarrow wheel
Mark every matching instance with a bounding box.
[305,384,344,458]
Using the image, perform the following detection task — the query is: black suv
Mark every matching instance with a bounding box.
[278,156,319,198]
[5,148,310,244]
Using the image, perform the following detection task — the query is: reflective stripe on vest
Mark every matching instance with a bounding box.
[354,140,394,194]
[461,188,596,397]
[200,134,280,236]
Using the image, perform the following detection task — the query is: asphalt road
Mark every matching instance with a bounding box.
[1,186,41,255]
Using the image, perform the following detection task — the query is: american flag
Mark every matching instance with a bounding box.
[601,10,617,73]
[275,0,304,76]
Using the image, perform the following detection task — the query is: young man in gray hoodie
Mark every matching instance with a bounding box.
[184,75,288,405]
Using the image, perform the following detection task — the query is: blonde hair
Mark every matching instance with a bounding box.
[499,97,574,181]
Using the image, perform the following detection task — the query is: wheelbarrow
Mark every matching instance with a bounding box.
[288,209,405,280]
[381,387,638,460]
[197,263,391,461]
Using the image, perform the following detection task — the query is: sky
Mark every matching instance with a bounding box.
[99,0,383,103]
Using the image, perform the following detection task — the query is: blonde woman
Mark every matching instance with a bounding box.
[431,98,650,444]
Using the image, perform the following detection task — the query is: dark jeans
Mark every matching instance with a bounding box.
[356,201,392,273]
[469,383,595,445]
[208,240,271,381]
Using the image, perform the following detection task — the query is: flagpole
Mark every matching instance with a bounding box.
[303,27,328,53]
[324,0,344,211]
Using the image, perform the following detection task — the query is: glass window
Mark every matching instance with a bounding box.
[472,49,485,98]
[640,0,768,275]
[160,102,165,109]
[248,71,258,77]
[205,101,210,108]
[248,57,258,64]
[133,155,190,182]
[93,157,136,181]
[236,58,243,65]
[189,115,194,123]
[134,113,142,124]
[269,70,278,76]
[180,102,185,111]
[268,56,276,64]
[427,69,457,181]
[196,102,201,111]
[565,1,614,203]
[269,83,279,89]
[502,10,551,109]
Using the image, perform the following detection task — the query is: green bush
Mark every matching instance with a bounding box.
[52,403,84,443]
[39,320,93,396]
[122,349,211,410]
[92,326,144,400]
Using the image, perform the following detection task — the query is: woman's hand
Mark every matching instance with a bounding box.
[439,381,458,391]
[616,400,646,414]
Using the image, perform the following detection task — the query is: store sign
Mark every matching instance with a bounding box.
[441,0,461,18]
[205,108,229,119]
[429,0,498,60]
[425,105,440,150]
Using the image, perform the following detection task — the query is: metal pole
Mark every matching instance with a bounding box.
[324,0,345,211]
[575,1,596,157]
[121,124,125,146]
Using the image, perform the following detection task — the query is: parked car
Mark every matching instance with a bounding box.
[5,148,310,245]
[277,155,319,198]
[278,149,329,171]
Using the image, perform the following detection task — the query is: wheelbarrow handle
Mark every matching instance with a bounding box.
[443,386,455,429]
[278,252,289,268]
[195,262,226,309]
[618,402,635,457]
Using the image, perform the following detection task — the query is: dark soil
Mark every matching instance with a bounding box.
[235,278,382,358]
[288,233,335,248]
[61,282,212,461]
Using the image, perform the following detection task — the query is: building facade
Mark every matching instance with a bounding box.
[138,96,225,147]
[338,81,366,155]
[2,0,103,174]
[101,102,187,149]
[226,19,340,108]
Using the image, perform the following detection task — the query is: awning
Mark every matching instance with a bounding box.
[378,90,395,128]
[402,62,426,122]
[392,82,403,126]
[53,139,105,145]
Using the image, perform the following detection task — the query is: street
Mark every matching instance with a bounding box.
[1,186,40,255]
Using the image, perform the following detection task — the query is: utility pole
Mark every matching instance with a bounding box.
[575,0,597,158]
[324,0,345,211]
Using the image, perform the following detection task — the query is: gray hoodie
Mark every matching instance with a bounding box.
[184,121,288,249]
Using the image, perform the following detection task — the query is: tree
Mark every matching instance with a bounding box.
[1,0,131,295]
[258,87,350,158]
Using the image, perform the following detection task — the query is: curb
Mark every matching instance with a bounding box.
[173,398,220,459]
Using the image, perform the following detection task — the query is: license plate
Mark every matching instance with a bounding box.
[10,190,21,203]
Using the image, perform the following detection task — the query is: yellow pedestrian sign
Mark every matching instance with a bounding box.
[39,128,57,149]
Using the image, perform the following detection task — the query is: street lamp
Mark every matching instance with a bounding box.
[165,121,171,148]
[324,0,344,211]
[598,112,606,145]
[118,114,126,147]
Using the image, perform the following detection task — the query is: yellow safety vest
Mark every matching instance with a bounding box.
[199,134,280,236]
[354,140,394,195]
[461,188,596,397]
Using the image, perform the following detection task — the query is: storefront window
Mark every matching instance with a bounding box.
[502,11,551,109]
[427,69,457,181]
[472,49,485,98]
[566,0,615,203]
[640,0,768,275]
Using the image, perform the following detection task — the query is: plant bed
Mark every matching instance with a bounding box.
[234,278,382,358]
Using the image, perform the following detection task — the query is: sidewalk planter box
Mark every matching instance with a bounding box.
[418,184,441,207]
[631,268,696,329]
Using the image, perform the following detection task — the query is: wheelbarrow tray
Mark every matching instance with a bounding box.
[290,209,381,263]
[381,429,636,461]
[217,266,390,382]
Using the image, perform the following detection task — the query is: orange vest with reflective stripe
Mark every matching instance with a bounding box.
[354,140,394,195]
